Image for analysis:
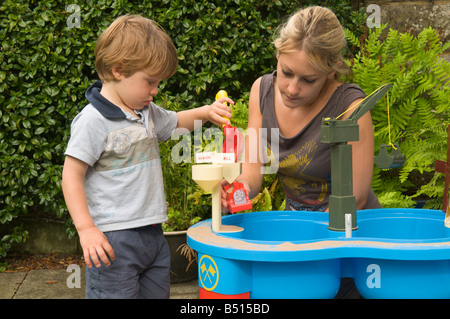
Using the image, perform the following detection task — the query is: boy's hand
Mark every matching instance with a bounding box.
[79,226,116,268]
[206,97,234,127]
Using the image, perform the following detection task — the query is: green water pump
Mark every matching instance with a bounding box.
[320,84,392,231]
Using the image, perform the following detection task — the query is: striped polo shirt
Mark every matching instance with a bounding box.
[65,81,178,232]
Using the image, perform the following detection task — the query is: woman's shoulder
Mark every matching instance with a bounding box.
[254,72,277,114]
[252,71,276,90]
[335,83,366,105]
[328,83,367,116]
[339,82,366,95]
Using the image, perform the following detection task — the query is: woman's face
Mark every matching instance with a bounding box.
[276,50,332,109]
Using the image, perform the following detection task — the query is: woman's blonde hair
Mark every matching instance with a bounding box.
[95,14,178,82]
[273,6,350,80]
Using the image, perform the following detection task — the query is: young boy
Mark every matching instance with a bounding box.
[61,14,233,299]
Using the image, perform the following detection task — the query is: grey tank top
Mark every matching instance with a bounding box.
[259,71,381,211]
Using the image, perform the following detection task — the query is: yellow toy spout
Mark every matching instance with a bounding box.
[215,90,230,127]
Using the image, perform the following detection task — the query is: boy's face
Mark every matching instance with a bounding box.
[113,69,163,111]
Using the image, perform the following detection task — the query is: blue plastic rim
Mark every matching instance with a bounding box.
[188,209,450,262]
[187,208,450,298]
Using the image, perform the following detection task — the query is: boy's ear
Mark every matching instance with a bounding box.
[111,64,124,80]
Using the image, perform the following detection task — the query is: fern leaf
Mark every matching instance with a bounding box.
[344,28,361,48]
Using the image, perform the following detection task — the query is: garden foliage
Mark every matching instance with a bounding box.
[346,25,450,208]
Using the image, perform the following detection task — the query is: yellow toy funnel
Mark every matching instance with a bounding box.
[192,164,223,191]
[192,164,243,233]
[192,164,223,232]
[221,163,241,184]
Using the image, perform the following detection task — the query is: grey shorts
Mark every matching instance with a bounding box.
[85,224,170,299]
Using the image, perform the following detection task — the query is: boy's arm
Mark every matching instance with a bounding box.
[176,97,234,131]
[62,156,115,268]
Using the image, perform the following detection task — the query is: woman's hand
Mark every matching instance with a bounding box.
[220,178,251,212]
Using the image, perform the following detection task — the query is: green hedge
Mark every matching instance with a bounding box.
[0,0,365,261]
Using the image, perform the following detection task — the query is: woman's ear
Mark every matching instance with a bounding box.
[328,70,336,80]
[328,60,343,79]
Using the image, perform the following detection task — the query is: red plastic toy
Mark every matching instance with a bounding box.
[216,90,252,213]
[224,181,252,214]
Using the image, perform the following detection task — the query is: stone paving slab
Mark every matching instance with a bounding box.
[13,269,86,299]
[0,272,27,299]
[0,268,198,299]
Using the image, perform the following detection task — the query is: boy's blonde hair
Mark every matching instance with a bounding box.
[273,6,349,80]
[95,14,178,82]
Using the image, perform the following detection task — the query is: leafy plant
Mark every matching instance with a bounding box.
[176,243,198,272]
[346,24,450,209]
[0,225,28,272]
[251,176,286,212]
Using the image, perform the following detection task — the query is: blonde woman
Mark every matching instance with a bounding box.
[222,6,380,298]
[225,6,380,212]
